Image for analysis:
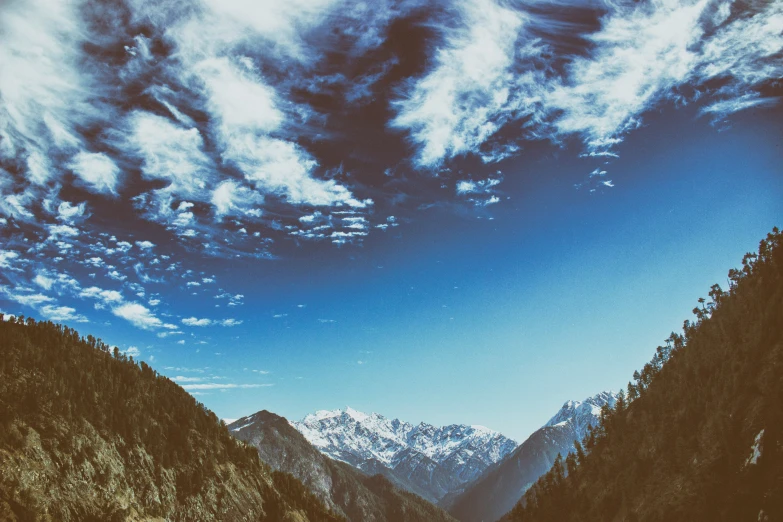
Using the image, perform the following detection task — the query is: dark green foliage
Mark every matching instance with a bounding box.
[503,228,783,522]
[0,318,344,521]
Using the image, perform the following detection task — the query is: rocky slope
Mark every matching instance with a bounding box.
[290,407,517,503]
[230,410,457,522]
[446,391,617,522]
[0,317,342,522]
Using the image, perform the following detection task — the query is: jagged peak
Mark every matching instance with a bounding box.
[293,406,517,464]
[546,390,619,429]
[344,406,370,422]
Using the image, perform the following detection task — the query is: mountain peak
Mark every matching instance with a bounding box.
[304,406,377,424]
[545,390,619,441]
[344,406,370,422]
[292,408,518,502]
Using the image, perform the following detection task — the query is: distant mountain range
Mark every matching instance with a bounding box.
[229,410,457,522]
[445,391,617,522]
[290,407,518,503]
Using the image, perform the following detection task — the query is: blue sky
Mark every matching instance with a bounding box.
[1,0,781,440]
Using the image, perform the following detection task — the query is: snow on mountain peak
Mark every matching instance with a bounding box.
[291,407,518,492]
[545,390,619,441]
[344,406,369,422]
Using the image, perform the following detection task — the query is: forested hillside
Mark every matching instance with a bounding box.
[502,228,783,522]
[0,318,343,521]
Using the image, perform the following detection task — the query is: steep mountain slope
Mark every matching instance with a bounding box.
[446,391,617,522]
[0,317,342,522]
[503,228,783,522]
[229,410,457,522]
[291,408,517,502]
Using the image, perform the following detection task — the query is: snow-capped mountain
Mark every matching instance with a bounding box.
[291,407,517,503]
[446,390,619,522]
[544,390,618,442]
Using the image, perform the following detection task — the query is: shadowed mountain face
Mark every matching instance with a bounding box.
[446,391,617,522]
[290,407,517,503]
[0,318,342,522]
[229,410,458,522]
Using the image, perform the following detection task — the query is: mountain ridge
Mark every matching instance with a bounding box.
[446,390,618,522]
[229,410,458,522]
[291,407,518,503]
[0,316,343,522]
[502,228,783,521]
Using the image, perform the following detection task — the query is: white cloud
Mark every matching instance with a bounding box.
[699,93,779,118]
[1,290,54,308]
[47,224,80,239]
[124,346,141,357]
[543,0,783,152]
[223,135,371,208]
[0,250,20,270]
[57,201,86,221]
[195,56,283,134]
[181,383,274,390]
[0,286,89,324]
[33,274,55,290]
[80,286,124,307]
[129,112,210,188]
[182,317,213,326]
[545,0,707,149]
[456,178,500,195]
[107,270,127,282]
[67,152,120,194]
[173,376,205,382]
[391,0,535,167]
[0,0,93,184]
[211,179,263,218]
[126,111,214,225]
[697,2,783,89]
[167,14,370,213]
[40,304,88,323]
[181,316,242,327]
[112,302,164,330]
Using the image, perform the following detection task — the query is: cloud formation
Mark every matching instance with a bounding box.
[1,0,780,335]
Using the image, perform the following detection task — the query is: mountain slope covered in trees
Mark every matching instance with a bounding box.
[503,228,783,522]
[230,410,458,522]
[445,392,617,522]
[0,318,343,522]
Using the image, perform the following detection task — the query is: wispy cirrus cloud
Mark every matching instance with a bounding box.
[182,316,243,327]
[391,0,544,167]
[180,383,274,391]
[1,0,781,337]
[393,0,783,162]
